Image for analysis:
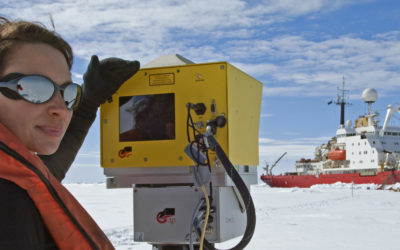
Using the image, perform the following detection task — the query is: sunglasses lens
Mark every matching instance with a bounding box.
[12,75,81,110]
[17,76,54,103]
[64,83,81,109]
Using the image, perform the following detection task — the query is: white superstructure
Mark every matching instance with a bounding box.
[296,87,400,176]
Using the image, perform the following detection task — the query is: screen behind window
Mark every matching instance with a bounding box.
[119,93,175,142]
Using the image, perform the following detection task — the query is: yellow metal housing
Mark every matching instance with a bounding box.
[100,62,262,168]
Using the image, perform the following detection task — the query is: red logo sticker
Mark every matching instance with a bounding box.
[156,208,176,224]
[118,146,132,158]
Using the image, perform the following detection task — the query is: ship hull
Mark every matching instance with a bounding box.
[261,170,400,188]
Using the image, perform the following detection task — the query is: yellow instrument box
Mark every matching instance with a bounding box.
[100,62,262,168]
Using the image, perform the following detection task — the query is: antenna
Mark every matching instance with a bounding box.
[336,76,349,128]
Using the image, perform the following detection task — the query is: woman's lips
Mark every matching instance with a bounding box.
[38,125,63,137]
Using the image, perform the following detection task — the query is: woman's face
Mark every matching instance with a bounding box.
[0,43,73,155]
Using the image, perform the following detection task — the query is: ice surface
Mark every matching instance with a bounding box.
[65,182,400,250]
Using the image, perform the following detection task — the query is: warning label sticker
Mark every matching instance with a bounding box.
[149,73,175,86]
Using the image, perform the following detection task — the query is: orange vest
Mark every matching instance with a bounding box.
[0,123,114,250]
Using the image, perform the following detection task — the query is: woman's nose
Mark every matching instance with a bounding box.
[47,91,70,117]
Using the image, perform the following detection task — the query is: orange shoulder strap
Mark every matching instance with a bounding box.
[0,123,114,250]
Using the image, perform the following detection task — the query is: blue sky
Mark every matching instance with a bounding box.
[2,0,400,180]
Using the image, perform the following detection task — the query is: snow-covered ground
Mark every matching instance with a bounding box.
[65,182,400,250]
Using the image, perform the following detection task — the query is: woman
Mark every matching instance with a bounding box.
[0,16,139,249]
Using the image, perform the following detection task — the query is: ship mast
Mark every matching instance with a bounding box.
[336,77,349,128]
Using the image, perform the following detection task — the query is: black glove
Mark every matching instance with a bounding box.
[41,55,140,181]
[82,55,140,110]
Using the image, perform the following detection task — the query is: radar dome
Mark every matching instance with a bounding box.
[362,88,378,103]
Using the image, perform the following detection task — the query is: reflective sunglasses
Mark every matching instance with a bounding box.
[0,73,82,110]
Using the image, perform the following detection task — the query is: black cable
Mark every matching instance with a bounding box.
[205,149,213,201]
[186,105,255,250]
[203,135,256,250]
[187,105,193,143]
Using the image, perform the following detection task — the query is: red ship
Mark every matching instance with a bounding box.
[261,85,400,188]
[261,170,400,188]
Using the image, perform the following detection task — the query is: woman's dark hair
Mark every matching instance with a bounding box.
[0,16,73,72]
